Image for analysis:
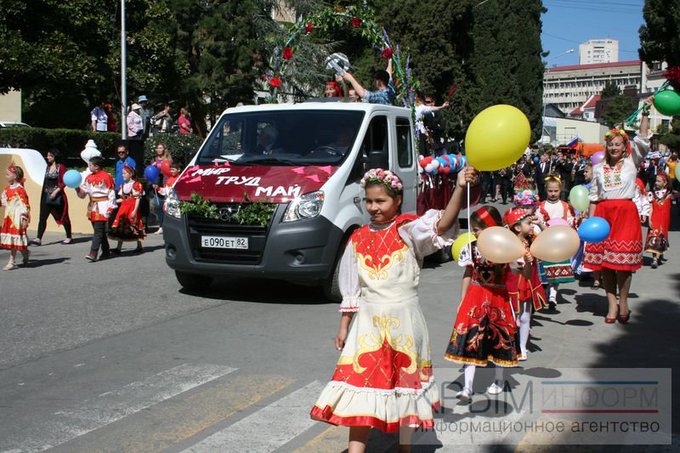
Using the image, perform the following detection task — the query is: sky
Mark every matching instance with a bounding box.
[541,0,646,67]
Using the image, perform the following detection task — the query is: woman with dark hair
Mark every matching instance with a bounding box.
[32,149,72,245]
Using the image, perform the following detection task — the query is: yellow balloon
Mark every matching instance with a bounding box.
[530,225,580,262]
[452,232,476,261]
[476,226,526,263]
[465,104,531,171]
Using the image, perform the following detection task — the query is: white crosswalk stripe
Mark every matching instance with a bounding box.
[2,363,236,452]
[182,380,326,453]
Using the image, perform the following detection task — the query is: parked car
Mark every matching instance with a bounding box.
[0,121,30,128]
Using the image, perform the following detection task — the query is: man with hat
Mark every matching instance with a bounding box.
[137,95,151,138]
[127,104,144,139]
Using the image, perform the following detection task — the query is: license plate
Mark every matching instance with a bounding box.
[200,236,248,249]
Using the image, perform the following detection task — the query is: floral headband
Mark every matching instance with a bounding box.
[7,162,25,184]
[361,168,403,195]
[513,189,539,207]
[604,128,629,142]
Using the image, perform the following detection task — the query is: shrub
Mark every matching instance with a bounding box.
[144,133,204,166]
[0,127,120,165]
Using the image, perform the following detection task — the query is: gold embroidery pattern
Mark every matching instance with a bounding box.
[353,313,418,376]
[603,162,623,191]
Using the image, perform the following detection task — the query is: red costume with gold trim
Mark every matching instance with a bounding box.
[311,211,457,433]
[1,183,30,250]
[645,189,672,254]
[78,170,115,222]
[506,237,547,312]
[109,180,146,241]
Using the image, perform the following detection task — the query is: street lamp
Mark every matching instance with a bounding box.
[546,48,575,67]
[121,0,127,140]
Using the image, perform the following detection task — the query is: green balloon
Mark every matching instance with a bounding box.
[653,90,680,116]
[569,185,590,212]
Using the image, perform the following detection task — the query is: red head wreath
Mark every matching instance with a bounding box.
[503,207,531,229]
[7,162,25,184]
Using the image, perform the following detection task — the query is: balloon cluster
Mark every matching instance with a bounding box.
[419,154,467,176]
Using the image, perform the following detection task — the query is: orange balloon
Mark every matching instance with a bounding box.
[160,159,172,177]
[581,143,605,158]
[476,226,526,263]
[530,225,580,262]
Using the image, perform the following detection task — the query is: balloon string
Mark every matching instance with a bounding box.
[467,182,471,253]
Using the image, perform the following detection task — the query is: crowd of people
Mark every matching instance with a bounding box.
[89,96,193,139]
[0,141,178,269]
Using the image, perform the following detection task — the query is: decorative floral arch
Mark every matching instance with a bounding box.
[262,3,417,106]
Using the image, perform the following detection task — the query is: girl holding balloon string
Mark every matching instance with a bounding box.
[310,166,478,452]
[583,97,653,324]
[444,206,519,401]
[504,207,547,361]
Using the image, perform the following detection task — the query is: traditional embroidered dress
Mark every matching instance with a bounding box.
[1,183,30,250]
[109,180,146,241]
[506,238,547,312]
[645,189,672,254]
[444,244,518,367]
[79,171,116,222]
[311,211,456,433]
[538,200,576,284]
[584,134,650,271]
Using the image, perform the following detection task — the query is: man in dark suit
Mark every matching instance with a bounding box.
[535,154,551,200]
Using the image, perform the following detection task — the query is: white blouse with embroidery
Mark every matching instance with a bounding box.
[589,134,651,202]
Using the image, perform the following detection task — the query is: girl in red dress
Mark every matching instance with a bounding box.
[109,164,145,254]
[1,163,30,270]
[504,207,547,361]
[645,173,676,268]
[310,166,478,453]
[445,206,519,402]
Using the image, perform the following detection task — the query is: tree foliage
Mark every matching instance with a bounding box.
[639,0,680,67]
[601,81,621,98]
[600,96,637,128]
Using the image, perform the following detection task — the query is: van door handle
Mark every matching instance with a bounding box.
[353,197,361,204]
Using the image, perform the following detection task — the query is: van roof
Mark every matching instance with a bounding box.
[220,102,412,116]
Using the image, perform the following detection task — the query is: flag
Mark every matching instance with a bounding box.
[566,136,579,149]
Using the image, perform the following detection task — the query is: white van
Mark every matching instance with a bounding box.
[163,102,420,299]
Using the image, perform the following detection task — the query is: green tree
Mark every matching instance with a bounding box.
[639,0,680,67]
[660,118,680,150]
[601,81,620,98]
[600,95,636,128]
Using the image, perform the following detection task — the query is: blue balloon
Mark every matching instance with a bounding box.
[144,165,160,181]
[63,169,82,189]
[578,216,611,243]
[533,156,539,163]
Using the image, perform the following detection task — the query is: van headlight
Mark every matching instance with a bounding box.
[283,191,324,222]
[164,189,182,219]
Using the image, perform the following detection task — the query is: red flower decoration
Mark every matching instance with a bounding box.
[382,47,393,59]
[283,47,293,60]
[269,76,282,88]
[663,66,680,88]
[304,21,313,33]
[351,17,362,27]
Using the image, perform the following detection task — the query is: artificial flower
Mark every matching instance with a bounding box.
[351,17,362,27]
[269,76,282,88]
[304,21,313,34]
[283,47,293,60]
[382,47,393,59]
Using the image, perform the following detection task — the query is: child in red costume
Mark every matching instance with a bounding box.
[1,163,30,270]
[645,173,677,268]
[76,156,116,261]
[109,164,145,254]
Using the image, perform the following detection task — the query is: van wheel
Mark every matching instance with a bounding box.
[323,259,342,303]
[175,271,213,291]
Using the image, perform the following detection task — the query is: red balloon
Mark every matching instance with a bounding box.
[160,159,172,177]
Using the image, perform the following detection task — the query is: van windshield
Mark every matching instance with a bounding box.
[197,110,365,166]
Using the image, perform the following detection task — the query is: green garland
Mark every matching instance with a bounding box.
[179,193,275,227]
[262,3,418,107]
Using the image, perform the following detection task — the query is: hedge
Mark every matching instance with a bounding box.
[0,127,204,168]
[144,133,204,166]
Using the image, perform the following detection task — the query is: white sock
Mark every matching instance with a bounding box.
[519,311,531,355]
[464,365,476,391]
[495,366,504,384]
[549,285,558,301]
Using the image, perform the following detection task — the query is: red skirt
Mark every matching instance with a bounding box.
[444,283,518,367]
[645,198,671,254]
[583,199,642,271]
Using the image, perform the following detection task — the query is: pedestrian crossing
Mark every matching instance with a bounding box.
[6,361,651,452]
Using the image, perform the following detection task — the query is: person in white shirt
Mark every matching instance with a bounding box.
[583,97,654,325]
[126,104,144,139]
[90,102,108,132]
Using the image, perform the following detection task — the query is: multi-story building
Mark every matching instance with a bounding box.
[543,60,642,113]
[579,39,619,65]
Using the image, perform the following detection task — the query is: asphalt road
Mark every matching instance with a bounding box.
[1,206,679,452]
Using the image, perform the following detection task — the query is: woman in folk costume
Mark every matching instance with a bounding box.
[537,175,576,306]
[444,206,519,402]
[109,163,145,254]
[76,156,116,262]
[311,166,478,452]
[1,163,30,270]
[583,97,653,324]
[646,173,676,268]
[504,207,547,361]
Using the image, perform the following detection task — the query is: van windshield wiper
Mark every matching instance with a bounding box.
[236,157,309,166]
